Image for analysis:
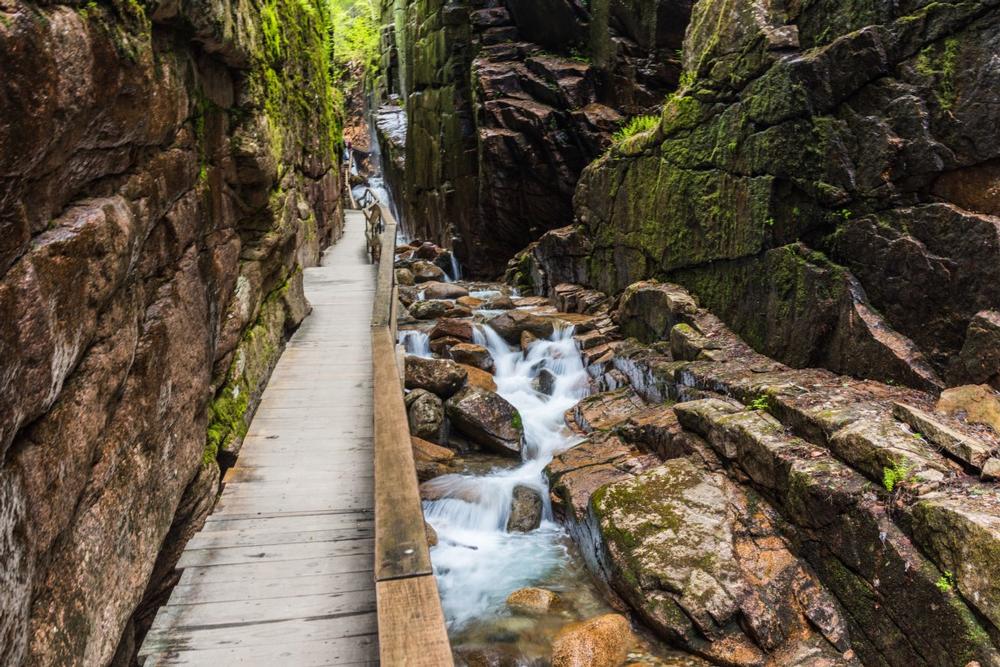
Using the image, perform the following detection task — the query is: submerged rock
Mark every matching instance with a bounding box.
[532,368,557,396]
[445,386,523,457]
[550,613,634,667]
[405,356,468,399]
[506,485,543,532]
[506,587,560,614]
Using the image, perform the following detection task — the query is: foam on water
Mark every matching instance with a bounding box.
[399,330,432,357]
[425,322,589,628]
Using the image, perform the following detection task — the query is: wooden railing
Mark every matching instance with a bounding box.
[369,201,454,665]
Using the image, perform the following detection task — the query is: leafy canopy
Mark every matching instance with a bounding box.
[328,0,380,77]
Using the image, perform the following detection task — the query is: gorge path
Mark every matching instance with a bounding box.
[138,211,378,665]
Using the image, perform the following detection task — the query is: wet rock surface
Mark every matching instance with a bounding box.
[405,355,469,398]
[507,485,544,533]
[540,278,1000,666]
[446,386,524,457]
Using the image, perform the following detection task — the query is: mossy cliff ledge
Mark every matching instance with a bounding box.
[0,0,342,663]
[517,0,1000,388]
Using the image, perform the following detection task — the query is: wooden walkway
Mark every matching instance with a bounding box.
[140,210,379,666]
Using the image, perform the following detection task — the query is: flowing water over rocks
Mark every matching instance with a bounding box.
[397,241,707,665]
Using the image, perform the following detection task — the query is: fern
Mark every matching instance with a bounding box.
[613,115,659,144]
[882,459,912,493]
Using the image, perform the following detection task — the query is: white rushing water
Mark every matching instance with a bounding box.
[399,330,432,357]
[423,323,590,629]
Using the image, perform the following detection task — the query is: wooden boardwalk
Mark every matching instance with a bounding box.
[140,210,379,666]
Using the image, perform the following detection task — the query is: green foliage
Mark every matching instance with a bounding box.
[916,37,960,110]
[613,115,659,145]
[329,0,380,78]
[936,570,956,593]
[748,395,771,411]
[882,459,912,493]
[511,411,523,432]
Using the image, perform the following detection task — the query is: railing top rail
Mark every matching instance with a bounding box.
[368,195,453,665]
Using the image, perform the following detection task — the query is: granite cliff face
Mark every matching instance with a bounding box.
[378,0,692,276]
[565,0,1000,387]
[0,0,342,662]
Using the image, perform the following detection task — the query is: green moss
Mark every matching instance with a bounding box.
[511,411,523,432]
[915,36,960,110]
[202,272,300,466]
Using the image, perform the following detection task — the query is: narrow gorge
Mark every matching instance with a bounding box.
[2,0,999,665]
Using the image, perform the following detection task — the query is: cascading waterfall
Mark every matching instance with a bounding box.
[399,329,431,357]
[423,323,591,628]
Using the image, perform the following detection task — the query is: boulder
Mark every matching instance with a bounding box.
[506,587,560,614]
[410,299,452,320]
[459,364,498,392]
[482,294,515,310]
[422,281,469,300]
[429,336,464,357]
[413,242,441,260]
[457,295,484,309]
[430,318,474,342]
[412,436,456,481]
[550,614,634,667]
[488,310,555,345]
[395,268,415,286]
[405,356,468,399]
[521,330,538,351]
[449,343,493,371]
[410,260,446,283]
[405,390,446,443]
[398,285,419,308]
[532,368,557,396]
[445,386,523,457]
[507,485,543,532]
[937,385,1000,434]
[616,281,698,343]
[892,402,994,470]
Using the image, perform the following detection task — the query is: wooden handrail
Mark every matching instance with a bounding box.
[369,201,454,664]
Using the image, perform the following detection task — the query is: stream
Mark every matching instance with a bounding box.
[402,288,703,665]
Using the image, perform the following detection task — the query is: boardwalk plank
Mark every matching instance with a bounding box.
[140,211,381,662]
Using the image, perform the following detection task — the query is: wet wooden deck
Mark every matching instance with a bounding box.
[139,210,378,666]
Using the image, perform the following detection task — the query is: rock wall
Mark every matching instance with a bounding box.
[547,280,1000,666]
[570,0,1000,388]
[379,0,692,277]
[0,0,343,662]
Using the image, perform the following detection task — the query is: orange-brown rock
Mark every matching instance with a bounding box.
[551,614,634,667]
